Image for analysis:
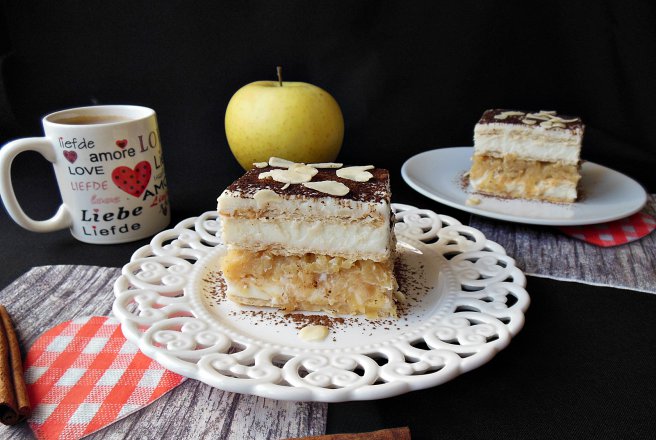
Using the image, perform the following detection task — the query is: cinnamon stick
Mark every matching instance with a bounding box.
[285,427,411,440]
[0,305,31,425]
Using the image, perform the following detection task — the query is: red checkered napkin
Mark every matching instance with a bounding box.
[24,316,185,440]
[559,211,656,247]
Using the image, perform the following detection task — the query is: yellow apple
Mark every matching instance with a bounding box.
[225,79,344,169]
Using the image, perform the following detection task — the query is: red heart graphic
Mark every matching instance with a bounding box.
[116,139,128,149]
[63,151,77,164]
[111,161,151,197]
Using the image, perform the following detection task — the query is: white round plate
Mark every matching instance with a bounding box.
[401,147,647,226]
[113,204,529,402]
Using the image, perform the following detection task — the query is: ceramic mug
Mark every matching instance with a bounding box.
[0,105,170,244]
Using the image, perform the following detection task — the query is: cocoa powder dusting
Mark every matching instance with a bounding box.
[285,313,345,330]
[226,166,391,203]
[203,270,227,305]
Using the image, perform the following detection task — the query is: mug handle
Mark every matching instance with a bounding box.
[0,138,72,232]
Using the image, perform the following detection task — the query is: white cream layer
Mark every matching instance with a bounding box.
[474,124,582,165]
[220,217,392,261]
[217,191,393,261]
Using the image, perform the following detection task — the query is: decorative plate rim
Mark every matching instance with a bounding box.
[112,203,530,402]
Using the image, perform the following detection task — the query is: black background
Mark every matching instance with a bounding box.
[1,1,655,439]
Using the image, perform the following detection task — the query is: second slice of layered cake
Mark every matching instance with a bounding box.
[470,109,584,203]
[217,158,399,318]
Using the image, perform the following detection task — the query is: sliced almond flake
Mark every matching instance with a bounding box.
[253,189,280,208]
[540,121,553,128]
[307,162,343,169]
[336,165,374,182]
[526,111,579,125]
[545,115,569,122]
[302,180,350,196]
[494,110,525,120]
[259,166,316,184]
[545,116,575,125]
[298,325,329,342]
[268,157,296,168]
[465,197,481,206]
[282,182,291,190]
[288,163,319,176]
[524,113,550,121]
[521,119,537,125]
[253,162,269,168]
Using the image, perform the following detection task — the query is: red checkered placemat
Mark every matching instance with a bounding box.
[558,211,656,247]
[24,316,185,440]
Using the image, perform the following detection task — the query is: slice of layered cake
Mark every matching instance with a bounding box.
[217,157,399,318]
[469,109,584,203]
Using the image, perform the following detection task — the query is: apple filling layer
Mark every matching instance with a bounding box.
[469,154,581,203]
[220,249,398,318]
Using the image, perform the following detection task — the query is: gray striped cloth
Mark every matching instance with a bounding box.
[470,194,656,294]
